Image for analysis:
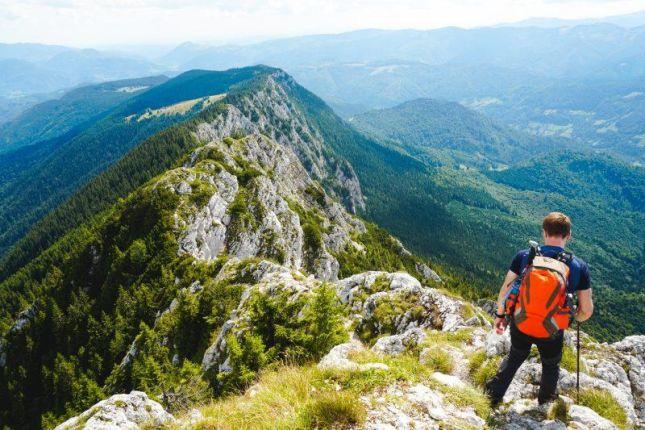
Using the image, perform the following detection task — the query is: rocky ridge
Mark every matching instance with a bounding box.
[60,260,644,429]
[2,71,642,429]
[194,71,365,213]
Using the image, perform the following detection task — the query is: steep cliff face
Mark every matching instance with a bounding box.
[178,123,365,281]
[193,71,365,214]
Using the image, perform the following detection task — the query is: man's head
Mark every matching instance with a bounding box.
[542,212,571,245]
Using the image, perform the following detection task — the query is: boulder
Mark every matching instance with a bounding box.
[431,372,467,389]
[54,391,175,430]
[317,341,364,371]
[485,329,511,357]
[372,328,426,356]
[568,405,617,430]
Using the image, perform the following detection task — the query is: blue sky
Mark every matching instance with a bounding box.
[1,0,644,46]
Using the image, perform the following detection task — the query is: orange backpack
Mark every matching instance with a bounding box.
[513,252,574,338]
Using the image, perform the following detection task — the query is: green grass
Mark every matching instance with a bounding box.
[560,345,587,373]
[192,365,366,430]
[420,346,454,374]
[547,397,570,423]
[421,328,475,347]
[576,388,628,429]
[439,384,491,420]
[468,350,500,388]
[298,391,365,428]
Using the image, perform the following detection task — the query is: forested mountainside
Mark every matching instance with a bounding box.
[0,66,643,430]
[346,98,644,340]
[349,98,560,169]
[0,68,280,261]
[0,76,168,153]
[466,79,645,165]
[0,108,428,429]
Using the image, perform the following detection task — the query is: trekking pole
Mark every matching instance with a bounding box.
[576,320,580,403]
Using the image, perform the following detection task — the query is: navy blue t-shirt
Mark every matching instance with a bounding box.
[509,245,591,292]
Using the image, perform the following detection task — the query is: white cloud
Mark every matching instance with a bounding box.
[0,0,643,46]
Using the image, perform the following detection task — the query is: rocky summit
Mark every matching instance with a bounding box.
[58,264,645,429]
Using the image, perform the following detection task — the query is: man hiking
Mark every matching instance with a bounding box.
[485,212,594,406]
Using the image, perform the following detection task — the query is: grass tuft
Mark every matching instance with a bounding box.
[548,397,570,423]
[468,350,500,388]
[576,388,627,429]
[420,346,454,374]
[299,391,366,428]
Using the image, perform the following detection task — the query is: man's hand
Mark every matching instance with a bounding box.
[494,316,507,334]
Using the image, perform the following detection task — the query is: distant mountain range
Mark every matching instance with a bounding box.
[497,9,645,28]
[0,44,164,124]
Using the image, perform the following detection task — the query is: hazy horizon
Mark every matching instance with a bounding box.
[1,0,644,48]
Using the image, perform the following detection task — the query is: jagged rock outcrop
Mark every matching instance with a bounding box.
[54,391,175,430]
[365,383,486,430]
[194,72,365,213]
[336,271,468,342]
[158,133,365,281]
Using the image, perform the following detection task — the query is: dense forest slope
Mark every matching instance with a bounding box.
[0,108,428,429]
[0,76,168,153]
[467,79,645,164]
[0,68,282,260]
[349,98,559,168]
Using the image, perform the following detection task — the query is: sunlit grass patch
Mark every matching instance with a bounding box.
[191,365,365,430]
[575,388,627,430]
[420,346,454,374]
[560,345,587,373]
[298,391,365,428]
[468,350,500,388]
[421,328,475,347]
[436,383,491,419]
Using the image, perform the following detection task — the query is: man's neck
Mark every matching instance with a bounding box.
[544,237,566,248]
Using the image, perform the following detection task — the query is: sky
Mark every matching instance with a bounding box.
[0,0,644,47]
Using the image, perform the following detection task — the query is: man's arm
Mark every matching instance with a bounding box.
[575,289,593,322]
[494,270,518,333]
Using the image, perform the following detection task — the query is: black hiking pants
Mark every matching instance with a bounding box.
[486,322,563,404]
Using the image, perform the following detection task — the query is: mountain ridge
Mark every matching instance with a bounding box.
[0,64,643,430]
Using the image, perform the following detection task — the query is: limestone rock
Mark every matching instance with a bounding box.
[485,329,511,357]
[54,391,175,430]
[318,341,365,371]
[431,372,467,389]
[371,328,426,356]
[503,412,566,430]
[568,404,617,430]
[415,262,442,283]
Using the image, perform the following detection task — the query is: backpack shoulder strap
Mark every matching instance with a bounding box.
[557,251,579,293]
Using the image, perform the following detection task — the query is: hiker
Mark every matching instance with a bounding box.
[485,212,593,406]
